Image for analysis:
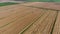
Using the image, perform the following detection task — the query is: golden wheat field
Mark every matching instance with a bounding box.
[0,2,60,34]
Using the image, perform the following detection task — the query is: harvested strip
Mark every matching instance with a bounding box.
[21,10,57,34]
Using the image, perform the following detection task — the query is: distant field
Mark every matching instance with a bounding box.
[0,2,18,6]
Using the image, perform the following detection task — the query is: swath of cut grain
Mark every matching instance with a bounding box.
[52,11,60,34]
[21,10,57,34]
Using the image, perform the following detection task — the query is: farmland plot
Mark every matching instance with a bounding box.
[0,2,60,34]
[0,4,45,34]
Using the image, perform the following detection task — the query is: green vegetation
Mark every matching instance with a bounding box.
[26,0,60,2]
[0,2,18,6]
[26,0,50,2]
[53,0,60,2]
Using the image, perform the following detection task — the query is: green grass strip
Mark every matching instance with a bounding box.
[0,2,19,6]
